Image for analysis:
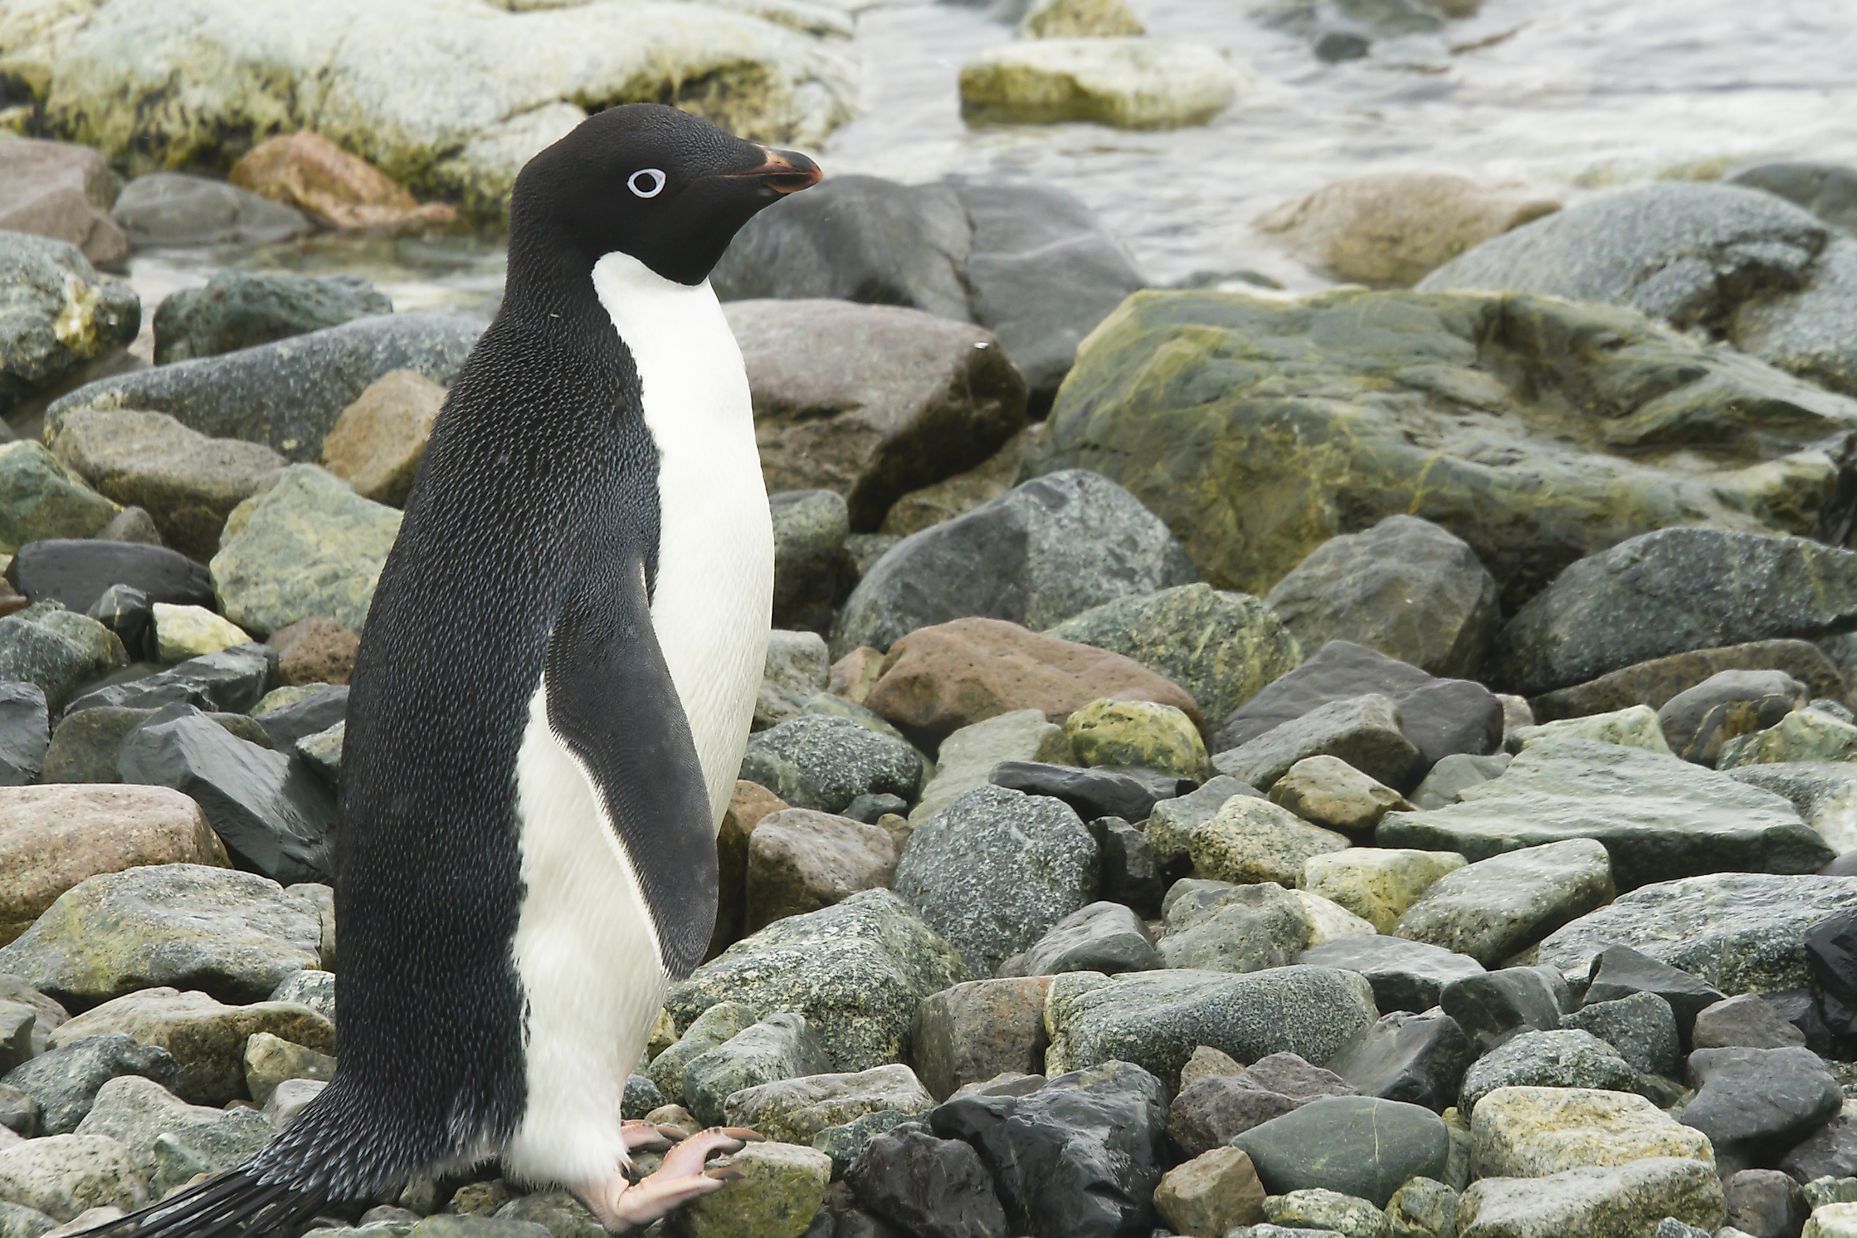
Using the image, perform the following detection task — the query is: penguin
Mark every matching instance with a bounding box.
[81,104,821,1236]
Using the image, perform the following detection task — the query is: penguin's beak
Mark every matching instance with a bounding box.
[727,146,822,195]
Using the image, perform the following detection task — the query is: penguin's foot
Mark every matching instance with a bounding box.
[619,1119,686,1153]
[575,1126,763,1233]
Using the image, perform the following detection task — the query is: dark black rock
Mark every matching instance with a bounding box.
[846,1120,1011,1238]
[1584,944,1725,1045]
[771,489,855,636]
[1230,1095,1450,1207]
[929,1060,1167,1238]
[153,271,392,365]
[1299,934,1485,1014]
[1439,966,1568,1052]
[7,540,213,615]
[0,1032,182,1135]
[1805,907,1857,1036]
[1211,641,1502,775]
[1326,1010,1474,1112]
[1721,1167,1807,1238]
[1001,901,1160,977]
[1692,994,1809,1051]
[1089,816,1166,916]
[1682,1046,1842,1172]
[255,684,348,751]
[33,705,278,783]
[1780,1104,1857,1183]
[1166,1052,1355,1158]
[87,584,155,661]
[1760,987,1846,1059]
[116,705,336,883]
[64,642,272,716]
[990,761,1191,824]
[0,682,49,785]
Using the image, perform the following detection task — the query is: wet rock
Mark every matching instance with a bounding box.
[1471,1086,1714,1178]
[1047,583,1300,723]
[1683,1046,1843,1172]
[1215,693,1422,792]
[1300,934,1485,1013]
[64,643,271,716]
[1657,670,1809,765]
[1692,994,1808,1051]
[252,684,347,752]
[0,1133,149,1221]
[864,618,1200,747]
[836,470,1196,656]
[959,38,1238,129]
[0,237,138,414]
[845,1121,1010,1238]
[1561,992,1681,1077]
[155,272,391,365]
[1232,1095,1449,1206]
[892,784,1097,976]
[109,172,310,248]
[1089,815,1166,915]
[0,1034,180,1135]
[666,890,967,1073]
[1264,516,1500,679]
[319,369,443,508]
[745,809,896,931]
[671,1140,830,1238]
[929,1059,1168,1237]
[1458,1030,1636,1117]
[1018,0,1143,37]
[725,1065,933,1145]
[0,864,324,1007]
[1062,697,1205,779]
[1391,839,1613,966]
[1325,1010,1474,1112]
[1379,738,1830,889]
[0,686,48,789]
[1455,1157,1725,1236]
[1167,1052,1355,1157]
[1438,967,1569,1052]
[75,1074,272,1195]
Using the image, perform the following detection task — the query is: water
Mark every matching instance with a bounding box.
[123,0,1857,324]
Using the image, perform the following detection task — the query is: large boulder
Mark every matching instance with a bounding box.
[0,135,129,268]
[1456,1158,1725,1236]
[0,602,127,711]
[1392,839,1614,966]
[835,470,1196,655]
[153,271,391,365]
[2,0,857,219]
[724,299,1027,530]
[1419,181,1857,397]
[0,234,138,414]
[1030,288,1857,604]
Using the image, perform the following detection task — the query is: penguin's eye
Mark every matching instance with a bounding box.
[627,169,667,199]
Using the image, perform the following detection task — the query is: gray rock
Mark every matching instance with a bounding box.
[1656,669,1809,766]
[834,469,1196,656]
[0,686,48,787]
[48,314,482,462]
[75,1074,272,1195]
[1392,839,1615,966]
[1232,1095,1450,1207]
[1454,1157,1726,1236]
[1439,967,1571,1053]
[1719,1166,1807,1238]
[1536,873,1857,996]
[0,603,127,712]
[1683,1046,1843,1172]
[1727,762,1857,854]
[743,807,897,931]
[1263,1189,1386,1237]
[1378,738,1831,890]
[845,1122,1012,1238]
[646,1001,756,1107]
[268,970,335,1026]
[681,1013,833,1128]
[1001,900,1159,976]
[1560,992,1681,1076]
[723,1064,933,1146]
[0,864,324,1006]
[110,172,311,247]
[1732,162,1857,234]
[1214,693,1422,792]
[910,708,1072,824]
[0,444,121,555]
[1157,880,1313,973]
[1691,993,1807,1050]
[1042,965,1379,1081]
[908,976,1050,1101]
[1718,706,1857,768]
[0,1133,150,1221]
[740,714,925,815]
[1146,774,1262,863]
[665,890,966,1072]
[1167,1051,1356,1157]
[1184,795,1352,886]
[64,642,272,716]
[1299,934,1486,1014]
[0,1034,180,1135]
[770,490,852,636]
[0,235,139,414]
[1458,1029,1637,1117]
[1325,1010,1475,1114]
[154,272,391,365]
[1265,516,1500,680]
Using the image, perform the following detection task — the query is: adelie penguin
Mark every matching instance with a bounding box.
[80,105,821,1236]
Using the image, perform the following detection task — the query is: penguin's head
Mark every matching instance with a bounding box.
[512,103,822,286]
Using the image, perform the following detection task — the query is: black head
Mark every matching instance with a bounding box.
[509,104,821,287]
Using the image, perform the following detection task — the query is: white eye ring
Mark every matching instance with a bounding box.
[628,168,666,199]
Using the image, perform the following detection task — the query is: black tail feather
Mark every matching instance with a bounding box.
[67,1164,336,1238]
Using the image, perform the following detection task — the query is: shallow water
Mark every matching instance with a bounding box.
[124,0,1857,321]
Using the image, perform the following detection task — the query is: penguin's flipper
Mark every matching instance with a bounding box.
[542,554,718,978]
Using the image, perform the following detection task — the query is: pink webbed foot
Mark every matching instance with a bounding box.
[574,1126,764,1233]
[620,1119,686,1154]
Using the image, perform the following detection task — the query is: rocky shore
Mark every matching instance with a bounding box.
[3,1,1857,1237]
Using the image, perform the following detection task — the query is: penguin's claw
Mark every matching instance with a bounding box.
[619,1119,682,1152]
[578,1126,762,1233]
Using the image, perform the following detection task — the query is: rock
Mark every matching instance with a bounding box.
[844,1122,1010,1238]
[0,685,48,788]
[1455,1157,1726,1237]
[48,314,481,463]
[907,712,1066,825]
[117,707,336,884]
[75,1074,272,1195]
[1536,874,1857,997]
[1721,1167,1807,1238]
[209,465,401,638]
[909,976,1049,1102]
[1391,840,1614,967]
[1215,693,1422,793]
[7,541,211,619]
[863,618,1201,746]
[1385,1177,1459,1238]
[1780,1101,1857,1183]
[0,1034,180,1135]
[1300,935,1485,1013]
[1578,946,1728,1049]
[1002,901,1158,977]
[670,1140,830,1238]
[244,1030,333,1106]
[1810,1203,1857,1238]
[724,1065,933,1145]
[1326,1011,1475,1113]
[64,643,271,716]
[959,38,1237,129]
[649,1003,758,1107]
[740,713,923,816]
[1721,707,1857,767]
[1152,1147,1266,1235]
[1062,697,1205,778]
[1510,704,1674,754]
[1534,640,1848,723]
[1167,1052,1356,1157]
[725,300,1026,531]
[1458,1030,1637,1117]
[1264,516,1501,679]
[1041,965,1379,1080]
[82,585,153,664]
[1156,879,1312,973]
[0,136,127,269]
[252,684,348,753]
[226,130,456,232]
[1807,908,1857,1034]
[48,986,331,1106]
[892,785,1096,976]
[1728,764,1857,854]
[756,631,830,732]
[770,490,853,637]
[744,809,895,931]
[1657,670,1809,766]
[1732,162,1857,234]
[1263,1189,1385,1237]
[1378,738,1831,889]
[1047,584,1300,724]
[1090,816,1166,915]
[0,864,323,1007]
[1560,993,1681,1077]
[1214,642,1503,779]
[0,786,228,945]
[109,172,310,248]
[1269,755,1410,834]
[0,237,138,414]
[1439,968,1569,1052]
[1419,182,1857,397]
[269,617,360,690]
[1470,1086,1714,1178]
[44,408,285,564]
[1185,796,1351,887]
[0,604,126,713]
[1257,172,1559,288]
[1231,1095,1449,1207]
[1146,775,1260,863]
[1031,288,1857,605]
[154,272,392,366]
[836,470,1196,656]
[0,1134,148,1221]
[1692,994,1808,1051]
[148,605,247,663]
[319,370,444,507]
[1301,848,1464,934]
[0,445,120,556]
[1683,1047,1842,1171]
[666,890,966,1072]
[1018,0,1143,37]
[987,761,1183,827]
[929,1060,1167,1237]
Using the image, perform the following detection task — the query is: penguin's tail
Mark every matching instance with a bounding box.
[64,1162,334,1237]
